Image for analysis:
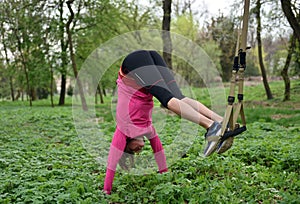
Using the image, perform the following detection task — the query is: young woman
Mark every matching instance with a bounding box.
[103,50,233,194]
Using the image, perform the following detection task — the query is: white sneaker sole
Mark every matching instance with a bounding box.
[204,141,219,157]
[217,137,234,154]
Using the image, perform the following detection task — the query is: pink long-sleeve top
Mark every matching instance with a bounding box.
[116,70,156,138]
[103,70,168,194]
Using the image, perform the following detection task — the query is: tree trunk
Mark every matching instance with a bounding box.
[1,20,15,101]
[15,90,20,100]
[59,74,66,105]
[102,86,106,97]
[50,66,54,108]
[9,77,15,101]
[15,30,32,106]
[31,88,37,101]
[281,33,296,101]
[58,0,68,106]
[162,0,172,69]
[281,0,300,42]
[2,34,15,101]
[66,0,88,111]
[98,84,104,104]
[255,0,273,100]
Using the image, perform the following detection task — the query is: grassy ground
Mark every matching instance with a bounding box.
[0,80,299,203]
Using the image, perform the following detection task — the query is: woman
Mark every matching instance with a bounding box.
[103,50,233,194]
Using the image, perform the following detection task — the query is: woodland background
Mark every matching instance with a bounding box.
[0,0,299,105]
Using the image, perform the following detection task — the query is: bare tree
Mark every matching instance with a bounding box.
[162,0,173,69]
[66,0,88,111]
[281,0,300,42]
[58,0,68,106]
[281,33,296,101]
[254,0,273,100]
[0,21,15,101]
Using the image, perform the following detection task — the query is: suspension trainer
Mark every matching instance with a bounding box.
[220,0,250,142]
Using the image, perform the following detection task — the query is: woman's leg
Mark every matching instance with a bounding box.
[180,97,223,123]
[122,50,231,157]
[149,50,185,100]
[122,50,174,108]
[149,50,223,123]
[167,97,214,129]
[121,50,215,128]
[148,50,228,156]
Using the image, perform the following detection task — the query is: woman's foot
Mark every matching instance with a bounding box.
[203,122,222,157]
[216,137,234,154]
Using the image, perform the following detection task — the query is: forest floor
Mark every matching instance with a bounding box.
[0,79,299,203]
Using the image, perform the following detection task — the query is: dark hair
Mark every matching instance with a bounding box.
[118,139,135,170]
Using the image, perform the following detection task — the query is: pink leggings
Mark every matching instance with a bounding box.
[103,128,168,194]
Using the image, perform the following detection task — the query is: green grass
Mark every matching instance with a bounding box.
[0,80,299,203]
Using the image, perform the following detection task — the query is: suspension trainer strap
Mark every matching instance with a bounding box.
[221,0,250,138]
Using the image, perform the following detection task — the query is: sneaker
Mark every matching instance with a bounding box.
[203,122,222,157]
[217,122,242,154]
[216,137,234,154]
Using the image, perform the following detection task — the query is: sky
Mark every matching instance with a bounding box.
[138,0,234,16]
[200,0,232,16]
[191,0,238,28]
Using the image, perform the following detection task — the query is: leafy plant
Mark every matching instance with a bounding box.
[0,80,299,203]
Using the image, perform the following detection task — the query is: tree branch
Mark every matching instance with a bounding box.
[281,0,300,42]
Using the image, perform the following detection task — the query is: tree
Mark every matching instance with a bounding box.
[57,0,69,106]
[7,3,32,105]
[281,0,300,42]
[292,40,300,77]
[171,10,223,86]
[254,0,273,100]
[281,33,296,101]
[162,0,173,68]
[207,15,238,81]
[0,20,15,101]
[66,0,88,111]
[76,0,137,103]
[0,0,52,105]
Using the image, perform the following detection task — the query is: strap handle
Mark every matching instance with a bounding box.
[221,0,250,137]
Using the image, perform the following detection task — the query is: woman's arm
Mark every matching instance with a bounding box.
[103,128,127,194]
[180,97,223,123]
[149,135,168,173]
